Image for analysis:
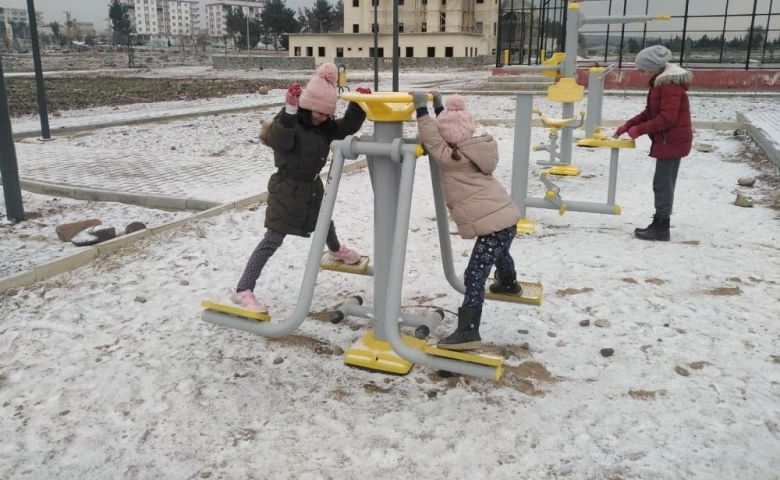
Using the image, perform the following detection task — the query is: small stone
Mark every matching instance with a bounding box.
[663,323,670,327]
[273,357,284,365]
[547,331,557,338]
[693,141,713,152]
[257,86,269,95]
[734,193,754,208]
[233,372,249,378]
[600,348,614,357]
[55,219,102,242]
[594,319,611,328]
[95,357,102,362]
[556,340,567,347]
[125,221,147,234]
[333,346,345,356]
[737,176,756,187]
[71,226,117,246]
[519,342,530,350]
[674,366,690,376]
[517,329,529,334]
[579,319,590,327]
[134,296,147,303]
[171,146,177,150]
[179,280,189,286]
[52,110,62,118]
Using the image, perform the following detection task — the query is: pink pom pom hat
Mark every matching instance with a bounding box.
[299,63,339,116]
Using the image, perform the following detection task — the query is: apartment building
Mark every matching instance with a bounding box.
[0,7,45,25]
[288,0,501,64]
[206,0,266,40]
[122,0,199,40]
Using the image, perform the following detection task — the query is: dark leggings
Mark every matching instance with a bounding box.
[236,221,341,292]
[462,225,517,308]
[653,158,681,218]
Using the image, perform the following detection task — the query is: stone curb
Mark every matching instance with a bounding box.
[17,179,222,211]
[0,158,369,294]
[737,112,780,168]
[12,102,284,141]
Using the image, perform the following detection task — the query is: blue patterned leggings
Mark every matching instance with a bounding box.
[462,225,517,308]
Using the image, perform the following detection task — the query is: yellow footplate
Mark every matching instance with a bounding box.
[424,346,504,381]
[344,330,427,374]
[201,300,271,322]
[320,252,370,274]
[548,165,581,176]
[485,281,543,306]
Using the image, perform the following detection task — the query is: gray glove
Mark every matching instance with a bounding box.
[432,91,443,111]
[410,91,429,110]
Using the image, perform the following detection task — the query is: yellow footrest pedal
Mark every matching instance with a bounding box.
[344,330,426,375]
[485,281,543,306]
[201,300,271,322]
[547,165,581,176]
[320,252,370,274]
[423,345,504,368]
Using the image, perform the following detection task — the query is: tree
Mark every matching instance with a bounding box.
[108,0,131,47]
[196,32,210,52]
[747,25,765,50]
[331,0,343,33]
[225,7,247,48]
[627,37,640,54]
[298,0,333,33]
[50,21,61,43]
[260,0,299,50]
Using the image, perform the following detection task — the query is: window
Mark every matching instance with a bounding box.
[369,47,384,57]
[353,0,359,6]
[421,22,427,32]
[336,47,344,57]
[398,23,404,33]
[353,24,359,33]
[475,22,483,34]
[398,0,404,4]
[442,0,446,3]
[477,0,483,3]
[465,47,468,57]
[440,13,446,32]
[493,22,496,35]
[306,46,313,56]
[427,46,435,57]
[406,46,413,57]
[318,46,325,56]
[445,47,453,57]
[475,48,478,56]
[372,0,378,5]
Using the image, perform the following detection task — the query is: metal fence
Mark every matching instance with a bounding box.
[497,0,780,69]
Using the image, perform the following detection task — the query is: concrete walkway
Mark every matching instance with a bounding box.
[737,110,780,167]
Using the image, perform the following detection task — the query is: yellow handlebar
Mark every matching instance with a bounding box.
[340,92,433,103]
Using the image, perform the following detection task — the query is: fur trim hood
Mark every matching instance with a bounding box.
[653,64,693,87]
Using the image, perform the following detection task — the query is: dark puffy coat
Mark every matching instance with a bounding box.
[261,102,366,237]
[625,64,693,160]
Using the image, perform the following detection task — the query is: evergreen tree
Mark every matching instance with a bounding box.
[260,0,299,50]
[108,0,131,47]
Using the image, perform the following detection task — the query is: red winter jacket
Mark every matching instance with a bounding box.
[625,64,693,160]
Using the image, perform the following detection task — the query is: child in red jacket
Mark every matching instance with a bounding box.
[614,45,693,242]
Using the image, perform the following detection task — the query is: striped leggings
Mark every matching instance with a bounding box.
[462,225,517,308]
[236,221,341,293]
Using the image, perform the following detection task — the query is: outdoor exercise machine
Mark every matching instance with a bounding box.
[501,1,669,177]
[202,93,543,381]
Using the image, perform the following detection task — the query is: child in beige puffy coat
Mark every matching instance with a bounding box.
[412,91,521,350]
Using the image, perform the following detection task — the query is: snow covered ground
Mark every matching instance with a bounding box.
[1,80,780,479]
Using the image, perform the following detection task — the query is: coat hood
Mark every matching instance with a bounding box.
[455,135,499,175]
[653,64,693,88]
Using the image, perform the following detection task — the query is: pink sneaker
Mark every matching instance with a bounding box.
[328,245,362,265]
[230,290,269,314]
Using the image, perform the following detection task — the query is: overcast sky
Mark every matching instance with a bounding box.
[2,0,777,35]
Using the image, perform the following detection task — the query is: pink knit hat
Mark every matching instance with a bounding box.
[299,63,338,116]
[436,95,475,145]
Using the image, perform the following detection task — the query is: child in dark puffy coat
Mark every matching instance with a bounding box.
[614,45,693,242]
[232,63,369,313]
[412,91,522,351]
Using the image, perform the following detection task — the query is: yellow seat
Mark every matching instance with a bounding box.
[547,78,585,103]
[320,252,370,274]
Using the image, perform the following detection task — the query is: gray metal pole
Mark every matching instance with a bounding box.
[246,16,250,51]
[511,93,533,219]
[373,3,378,90]
[392,0,398,91]
[26,0,51,140]
[745,0,759,69]
[558,2,580,167]
[0,55,26,222]
[370,120,403,342]
[607,148,619,205]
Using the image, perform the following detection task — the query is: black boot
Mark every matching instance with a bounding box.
[489,271,522,295]
[634,214,660,234]
[437,307,482,351]
[635,217,670,241]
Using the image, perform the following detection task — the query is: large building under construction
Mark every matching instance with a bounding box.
[288,0,503,63]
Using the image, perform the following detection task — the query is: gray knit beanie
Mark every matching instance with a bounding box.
[635,45,672,72]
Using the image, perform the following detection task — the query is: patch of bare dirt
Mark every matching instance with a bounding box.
[622,277,639,284]
[628,389,667,400]
[555,287,593,297]
[410,293,448,304]
[688,361,711,370]
[681,240,701,246]
[645,278,666,285]
[705,286,742,296]
[501,361,564,396]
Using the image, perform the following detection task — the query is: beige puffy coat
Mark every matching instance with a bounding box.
[417,115,520,239]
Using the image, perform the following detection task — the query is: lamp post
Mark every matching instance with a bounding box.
[373,2,378,91]
[0,55,25,222]
[26,0,51,140]
[246,14,250,51]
